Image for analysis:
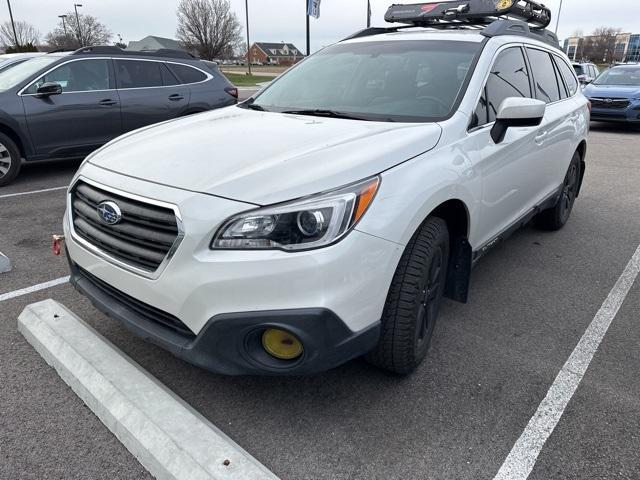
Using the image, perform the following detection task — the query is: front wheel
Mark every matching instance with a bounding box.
[535,151,581,231]
[366,216,449,375]
[0,133,21,187]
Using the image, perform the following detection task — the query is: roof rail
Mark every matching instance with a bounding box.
[385,0,551,29]
[71,45,196,60]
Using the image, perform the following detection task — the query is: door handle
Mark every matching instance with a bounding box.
[535,131,547,144]
[168,94,184,101]
[98,99,117,106]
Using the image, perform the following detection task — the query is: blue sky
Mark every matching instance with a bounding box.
[5,0,640,52]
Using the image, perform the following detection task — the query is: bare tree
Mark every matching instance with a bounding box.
[583,27,621,63]
[176,0,242,60]
[0,20,40,48]
[46,12,112,50]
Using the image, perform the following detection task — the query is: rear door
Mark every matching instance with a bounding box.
[115,59,190,132]
[525,47,577,199]
[21,58,121,158]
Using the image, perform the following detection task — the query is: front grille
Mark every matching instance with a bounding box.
[78,266,194,337]
[590,97,631,110]
[71,181,180,272]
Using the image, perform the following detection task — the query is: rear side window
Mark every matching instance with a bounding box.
[472,47,531,127]
[573,65,583,76]
[526,48,561,103]
[116,60,177,89]
[554,57,579,96]
[167,64,207,84]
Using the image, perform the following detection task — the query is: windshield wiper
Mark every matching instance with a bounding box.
[246,103,268,112]
[281,109,371,121]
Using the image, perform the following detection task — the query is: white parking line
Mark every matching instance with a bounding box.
[0,276,69,302]
[494,244,640,480]
[0,185,68,199]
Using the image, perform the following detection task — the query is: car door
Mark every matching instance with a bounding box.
[524,47,576,200]
[114,59,189,132]
[466,45,546,247]
[21,58,121,158]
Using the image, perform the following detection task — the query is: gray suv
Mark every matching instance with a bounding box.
[0,46,238,186]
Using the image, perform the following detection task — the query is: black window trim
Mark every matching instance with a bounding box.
[551,53,579,99]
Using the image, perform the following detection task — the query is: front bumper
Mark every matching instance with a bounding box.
[590,103,640,123]
[64,164,402,374]
[69,259,380,375]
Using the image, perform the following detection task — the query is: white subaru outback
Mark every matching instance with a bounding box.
[63,1,589,375]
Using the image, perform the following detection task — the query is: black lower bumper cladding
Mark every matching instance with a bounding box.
[68,258,380,375]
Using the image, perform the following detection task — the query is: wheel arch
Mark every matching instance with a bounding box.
[429,199,472,304]
[0,122,26,159]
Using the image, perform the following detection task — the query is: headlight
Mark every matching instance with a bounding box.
[211,176,380,251]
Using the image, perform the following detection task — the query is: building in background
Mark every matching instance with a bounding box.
[564,32,640,63]
[247,42,305,66]
[127,36,184,52]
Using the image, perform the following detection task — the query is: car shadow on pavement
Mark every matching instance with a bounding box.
[590,122,640,134]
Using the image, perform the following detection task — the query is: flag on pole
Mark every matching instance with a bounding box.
[307,0,321,19]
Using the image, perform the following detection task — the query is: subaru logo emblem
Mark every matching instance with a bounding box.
[97,201,122,225]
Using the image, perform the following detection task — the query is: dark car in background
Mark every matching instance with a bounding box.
[583,64,640,125]
[0,46,238,186]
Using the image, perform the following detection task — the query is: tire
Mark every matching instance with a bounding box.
[366,216,449,375]
[0,133,21,187]
[535,151,581,231]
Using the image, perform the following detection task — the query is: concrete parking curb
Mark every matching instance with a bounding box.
[18,299,280,480]
[0,251,11,273]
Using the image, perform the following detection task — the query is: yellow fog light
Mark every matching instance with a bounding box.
[261,328,303,360]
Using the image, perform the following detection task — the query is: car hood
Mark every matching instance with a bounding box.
[88,106,442,205]
[584,84,640,98]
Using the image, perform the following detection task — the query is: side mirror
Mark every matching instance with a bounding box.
[491,97,545,144]
[36,82,63,97]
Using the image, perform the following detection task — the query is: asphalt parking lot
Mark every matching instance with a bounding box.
[1,122,639,480]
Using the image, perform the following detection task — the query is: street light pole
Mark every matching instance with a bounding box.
[367,0,371,28]
[58,15,68,36]
[554,0,563,34]
[245,0,251,75]
[6,0,19,48]
[74,3,83,47]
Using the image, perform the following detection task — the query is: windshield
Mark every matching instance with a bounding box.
[593,67,640,86]
[248,40,481,122]
[0,56,59,92]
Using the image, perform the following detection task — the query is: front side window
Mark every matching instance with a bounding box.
[25,59,110,94]
[526,48,561,103]
[471,47,531,128]
[248,40,482,123]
